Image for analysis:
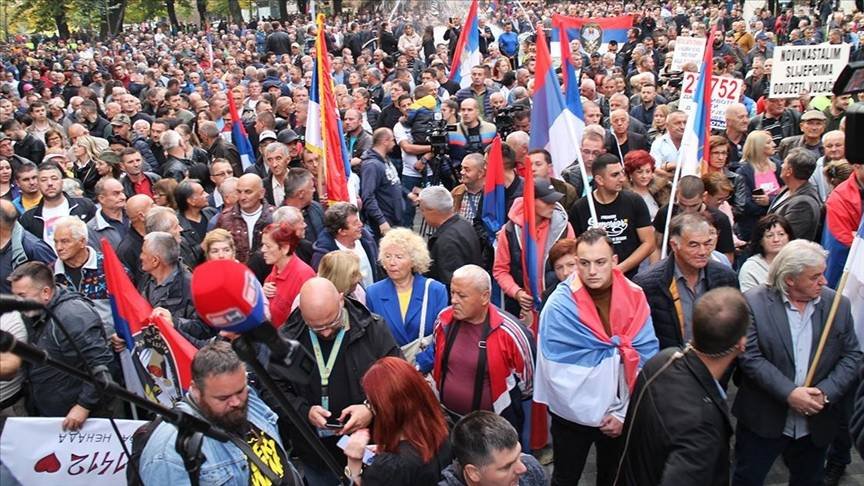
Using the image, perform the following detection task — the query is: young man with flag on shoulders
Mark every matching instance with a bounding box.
[536,228,658,486]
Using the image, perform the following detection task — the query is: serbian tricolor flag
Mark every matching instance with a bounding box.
[551,14,633,57]
[528,26,594,205]
[449,0,481,89]
[306,13,351,203]
[102,239,196,407]
[844,218,864,344]
[227,92,255,171]
[520,158,542,313]
[482,136,506,243]
[823,175,863,288]
[677,31,715,177]
[535,269,658,427]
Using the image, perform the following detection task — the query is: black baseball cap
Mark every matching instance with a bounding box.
[534,179,564,204]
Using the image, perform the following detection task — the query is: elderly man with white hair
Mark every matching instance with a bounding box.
[160,129,193,182]
[811,130,845,201]
[419,185,484,289]
[732,240,862,485]
[431,264,536,435]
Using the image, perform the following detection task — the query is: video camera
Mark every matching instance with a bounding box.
[494,104,527,139]
[424,113,459,189]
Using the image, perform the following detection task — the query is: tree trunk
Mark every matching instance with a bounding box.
[165,0,179,32]
[196,0,207,28]
[296,0,307,18]
[227,0,243,23]
[278,0,288,20]
[107,0,127,37]
[333,0,342,15]
[54,7,69,39]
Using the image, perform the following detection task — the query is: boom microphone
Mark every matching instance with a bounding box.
[0,294,46,313]
[191,259,313,383]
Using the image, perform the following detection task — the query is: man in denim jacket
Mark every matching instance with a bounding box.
[139,342,303,485]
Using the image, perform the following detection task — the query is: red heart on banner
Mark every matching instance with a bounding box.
[34,452,61,473]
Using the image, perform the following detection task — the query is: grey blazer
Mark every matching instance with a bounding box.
[768,181,823,242]
[733,285,862,446]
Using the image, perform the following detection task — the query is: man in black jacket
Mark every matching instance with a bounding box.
[633,213,738,350]
[270,278,400,484]
[419,185,483,289]
[618,287,749,485]
[264,21,292,56]
[9,262,115,429]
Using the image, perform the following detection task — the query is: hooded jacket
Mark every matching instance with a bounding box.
[492,198,574,317]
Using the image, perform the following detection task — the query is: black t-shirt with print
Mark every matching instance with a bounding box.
[570,190,653,278]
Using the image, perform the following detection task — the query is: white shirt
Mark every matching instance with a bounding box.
[42,198,71,250]
[240,206,263,247]
[336,238,374,289]
[649,133,681,168]
[394,122,432,179]
[271,177,286,207]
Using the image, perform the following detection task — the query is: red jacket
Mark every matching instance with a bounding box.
[266,255,316,328]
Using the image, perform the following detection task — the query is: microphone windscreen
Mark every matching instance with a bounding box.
[191,260,267,333]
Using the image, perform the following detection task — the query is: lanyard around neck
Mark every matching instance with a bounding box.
[309,326,346,411]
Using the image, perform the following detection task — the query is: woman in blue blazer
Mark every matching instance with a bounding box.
[366,228,448,374]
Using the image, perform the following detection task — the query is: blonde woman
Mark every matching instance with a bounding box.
[72,135,109,198]
[365,228,448,373]
[733,130,782,241]
[318,250,367,304]
[201,228,236,261]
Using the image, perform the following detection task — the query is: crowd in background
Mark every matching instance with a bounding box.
[1,0,864,484]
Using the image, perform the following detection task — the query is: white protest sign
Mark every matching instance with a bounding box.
[0,417,146,486]
[679,73,744,130]
[671,36,706,72]
[769,43,851,98]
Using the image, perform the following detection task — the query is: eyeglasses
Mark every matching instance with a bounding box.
[308,308,344,333]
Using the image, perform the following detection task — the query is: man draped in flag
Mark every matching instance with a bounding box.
[536,227,658,486]
[528,25,597,226]
[306,13,351,203]
[226,92,255,172]
[449,0,481,89]
[102,240,195,407]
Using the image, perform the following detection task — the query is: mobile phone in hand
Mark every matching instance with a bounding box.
[752,188,765,196]
[324,419,344,430]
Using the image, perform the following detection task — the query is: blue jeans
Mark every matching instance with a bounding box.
[732,423,827,486]
[401,174,423,228]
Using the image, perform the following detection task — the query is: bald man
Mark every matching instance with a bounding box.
[215,173,275,263]
[269,277,400,483]
[116,194,154,285]
[812,130,845,201]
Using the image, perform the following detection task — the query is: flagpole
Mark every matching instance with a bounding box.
[514,0,536,32]
[387,0,402,24]
[660,154,683,259]
[804,233,862,386]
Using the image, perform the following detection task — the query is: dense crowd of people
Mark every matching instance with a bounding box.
[1,0,864,485]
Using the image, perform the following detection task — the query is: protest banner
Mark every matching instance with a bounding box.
[679,73,743,129]
[0,417,146,486]
[769,43,851,98]
[671,36,706,72]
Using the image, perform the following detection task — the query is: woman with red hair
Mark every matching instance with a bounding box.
[261,222,315,328]
[343,357,451,485]
[623,150,666,219]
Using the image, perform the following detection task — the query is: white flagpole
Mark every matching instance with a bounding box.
[660,152,684,259]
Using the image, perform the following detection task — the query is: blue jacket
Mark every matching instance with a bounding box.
[139,391,300,485]
[360,148,405,228]
[365,275,448,373]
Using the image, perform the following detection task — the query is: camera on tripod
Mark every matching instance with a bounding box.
[494,104,527,139]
